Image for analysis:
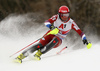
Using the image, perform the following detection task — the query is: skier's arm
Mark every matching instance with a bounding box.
[72,22,92,49]
[44,15,58,29]
[44,20,52,29]
[44,15,59,35]
[72,21,86,40]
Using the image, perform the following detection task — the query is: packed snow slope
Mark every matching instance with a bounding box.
[0,14,100,71]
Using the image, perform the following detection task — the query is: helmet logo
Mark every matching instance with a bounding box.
[61,10,67,13]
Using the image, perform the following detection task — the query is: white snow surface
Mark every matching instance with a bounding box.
[0,14,100,71]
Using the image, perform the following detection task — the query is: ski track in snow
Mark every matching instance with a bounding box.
[0,14,100,71]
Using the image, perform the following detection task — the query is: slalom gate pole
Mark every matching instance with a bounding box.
[57,46,67,54]
[9,37,42,57]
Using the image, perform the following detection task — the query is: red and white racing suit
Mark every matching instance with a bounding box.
[39,14,86,48]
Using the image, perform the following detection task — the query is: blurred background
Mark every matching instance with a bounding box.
[0,1,100,70]
[0,0,100,36]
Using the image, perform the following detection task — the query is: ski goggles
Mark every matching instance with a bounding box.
[60,13,69,17]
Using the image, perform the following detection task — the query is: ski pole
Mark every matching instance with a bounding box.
[57,46,67,54]
[9,37,42,57]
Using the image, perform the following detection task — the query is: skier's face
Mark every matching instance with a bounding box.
[60,13,69,21]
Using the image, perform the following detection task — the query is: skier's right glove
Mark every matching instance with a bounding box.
[83,39,92,49]
[50,25,55,30]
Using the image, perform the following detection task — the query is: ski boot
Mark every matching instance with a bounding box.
[14,53,25,63]
[34,50,42,60]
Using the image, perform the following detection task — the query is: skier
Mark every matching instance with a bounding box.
[15,5,92,63]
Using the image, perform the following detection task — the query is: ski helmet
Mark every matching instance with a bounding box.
[59,6,70,14]
[58,6,70,21]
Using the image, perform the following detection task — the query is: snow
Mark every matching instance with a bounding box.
[0,14,100,71]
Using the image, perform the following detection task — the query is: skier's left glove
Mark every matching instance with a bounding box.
[83,39,92,49]
[47,27,59,35]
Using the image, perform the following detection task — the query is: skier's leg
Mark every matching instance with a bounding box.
[34,36,62,60]
[42,36,62,53]
[22,43,43,57]
[15,43,43,63]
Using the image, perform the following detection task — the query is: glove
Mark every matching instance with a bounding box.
[47,28,59,35]
[83,39,92,49]
[50,25,55,30]
[83,39,88,45]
